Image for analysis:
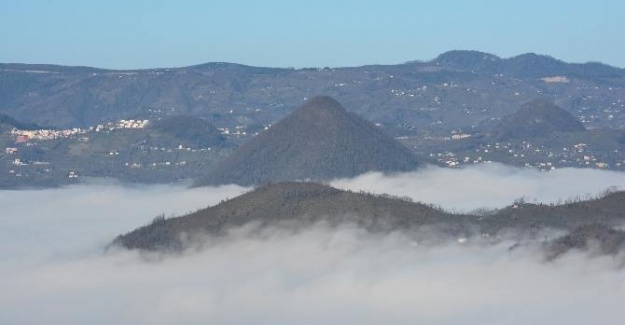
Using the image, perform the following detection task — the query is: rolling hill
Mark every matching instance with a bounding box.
[148,115,226,148]
[113,182,469,251]
[496,99,586,140]
[114,181,625,253]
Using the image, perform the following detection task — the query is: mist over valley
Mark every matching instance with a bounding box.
[3,2,625,321]
[2,164,625,324]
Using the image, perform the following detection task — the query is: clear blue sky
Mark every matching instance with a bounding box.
[1,0,623,69]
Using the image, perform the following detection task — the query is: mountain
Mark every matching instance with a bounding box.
[482,190,625,231]
[3,51,625,189]
[432,50,501,73]
[1,51,624,136]
[195,96,420,186]
[113,182,469,251]
[113,182,625,252]
[432,50,622,79]
[496,99,586,140]
[148,115,226,148]
[502,53,569,78]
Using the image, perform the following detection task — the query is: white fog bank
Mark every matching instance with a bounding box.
[332,163,625,211]
[2,166,625,324]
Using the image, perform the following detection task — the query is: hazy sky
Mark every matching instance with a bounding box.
[1,0,623,69]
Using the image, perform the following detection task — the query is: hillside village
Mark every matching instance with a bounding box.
[2,50,625,188]
[424,138,620,170]
[9,119,150,143]
[2,104,625,189]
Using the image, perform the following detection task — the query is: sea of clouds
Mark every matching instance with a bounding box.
[331,163,625,212]
[2,164,625,324]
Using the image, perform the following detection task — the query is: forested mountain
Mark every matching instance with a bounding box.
[114,182,470,251]
[496,99,586,140]
[114,182,625,255]
[3,51,625,188]
[196,96,420,186]
[2,50,624,135]
[148,115,226,148]
[0,113,42,131]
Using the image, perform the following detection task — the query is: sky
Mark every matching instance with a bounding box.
[2,165,625,324]
[1,0,624,69]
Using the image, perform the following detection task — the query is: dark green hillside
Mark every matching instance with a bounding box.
[114,182,468,251]
[0,113,43,131]
[497,99,586,140]
[148,115,225,148]
[432,50,501,73]
[480,190,625,232]
[114,183,625,253]
[196,96,420,186]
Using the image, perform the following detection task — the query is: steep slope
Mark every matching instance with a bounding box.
[196,96,420,186]
[496,99,586,140]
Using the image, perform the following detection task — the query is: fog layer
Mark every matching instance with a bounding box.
[332,163,625,211]
[2,165,625,324]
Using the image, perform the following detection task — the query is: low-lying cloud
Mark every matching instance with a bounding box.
[332,163,625,211]
[2,165,625,324]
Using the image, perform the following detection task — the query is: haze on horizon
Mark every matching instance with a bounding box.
[1,0,624,69]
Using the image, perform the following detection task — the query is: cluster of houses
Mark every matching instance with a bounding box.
[218,125,250,137]
[430,140,620,170]
[94,119,149,132]
[5,119,151,155]
[10,127,86,143]
[9,119,150,144]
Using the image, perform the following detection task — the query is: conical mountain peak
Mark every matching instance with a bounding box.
[196,96,420,186]
[293,96,348,120]
[497,99,585,140]
[300,96,345,111]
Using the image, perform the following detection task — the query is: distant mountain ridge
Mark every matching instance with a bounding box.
[1,50,624,132]
[431,50,622,78]
[196,96,420,186]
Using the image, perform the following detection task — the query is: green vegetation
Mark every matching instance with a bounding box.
[496,99,586,140]
[148,115,226,148]
[196,96,420,186]
[2,51,625,188]
[0,113,42,131]
[114,182,625,254]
